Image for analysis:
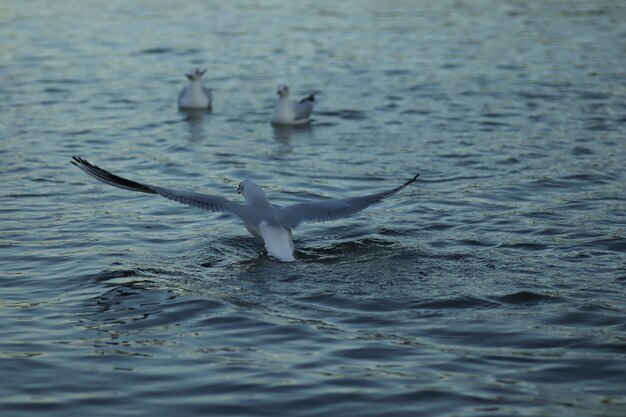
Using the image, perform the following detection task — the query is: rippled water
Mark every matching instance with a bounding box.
[2,1,625,416]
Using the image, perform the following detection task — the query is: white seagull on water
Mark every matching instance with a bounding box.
[271,84,315,125]
[71,157,419,262]
[178,68,212,110]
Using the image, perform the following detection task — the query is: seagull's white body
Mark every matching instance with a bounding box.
[71,157,419,262]
[271,84,315,125]
[178,69,212,110]
[235,179,296,261]
[259,222,296,262]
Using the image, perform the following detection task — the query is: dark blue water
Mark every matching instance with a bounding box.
[1,1,625,416]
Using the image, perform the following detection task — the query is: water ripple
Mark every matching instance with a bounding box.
[1,1,625,417]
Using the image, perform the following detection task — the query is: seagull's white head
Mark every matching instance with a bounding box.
[237,180,269,205]
[276,84,290,97]
[186,68,207,81]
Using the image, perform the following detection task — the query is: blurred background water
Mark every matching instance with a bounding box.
[1,0,625,416]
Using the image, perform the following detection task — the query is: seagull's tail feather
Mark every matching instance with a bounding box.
[71,156,157,194]
[299,94,315,104]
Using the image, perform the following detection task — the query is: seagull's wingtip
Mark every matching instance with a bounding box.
[71,156,88,166]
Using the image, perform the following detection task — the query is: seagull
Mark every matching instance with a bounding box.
[71,157,419,262]
[271,84,315,125]
[178,68,212,110]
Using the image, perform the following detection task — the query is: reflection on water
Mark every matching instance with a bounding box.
[272,124,295,143]
[272,123,313,143]
[181,109,209,142]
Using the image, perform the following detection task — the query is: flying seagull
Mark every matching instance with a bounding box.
[71,157,419,262]
[178,68,212,110]
[271,84,315,125]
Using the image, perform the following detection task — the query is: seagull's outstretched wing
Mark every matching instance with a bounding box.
[294,94,315,121]
[276,173,419,229]
[71,156,245,218]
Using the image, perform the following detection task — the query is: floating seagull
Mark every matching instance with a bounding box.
[178,68,212,110]
[271,84,315,125]
[71,157,419,262]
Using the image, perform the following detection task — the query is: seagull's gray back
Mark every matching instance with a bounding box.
[240,181,285,228]
[294,100,314,121]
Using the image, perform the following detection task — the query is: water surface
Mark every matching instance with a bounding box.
[1,1,625,416]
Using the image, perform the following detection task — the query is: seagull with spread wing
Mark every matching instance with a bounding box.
[71,157,419,262]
